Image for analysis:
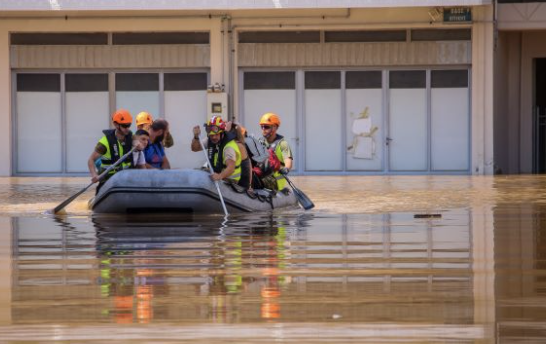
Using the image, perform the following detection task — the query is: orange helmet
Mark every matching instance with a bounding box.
[112,109,132,125]
[136,112,153,126]
[206,116,226,136]
[259,113,281,127]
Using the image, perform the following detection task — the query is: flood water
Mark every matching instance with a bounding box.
[0,175,545,343]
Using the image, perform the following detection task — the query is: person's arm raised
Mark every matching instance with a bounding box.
[191,125,203,152]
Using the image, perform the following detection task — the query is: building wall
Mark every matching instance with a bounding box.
[494,31,522,175]
[494,32,510,174]
[520,31,546,174]
[0,16,224,176]
[494,29,546,174]
[0,31,10,177]
[497,3,546,174]
[0,6,495,176]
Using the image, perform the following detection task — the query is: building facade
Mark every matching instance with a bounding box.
[0,0,495,176]
[496,0,546,174]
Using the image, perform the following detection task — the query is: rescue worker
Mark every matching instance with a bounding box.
[136,111,174,148]
[87,109,135,194]
[259,113,293,191]
[191,116,242,184]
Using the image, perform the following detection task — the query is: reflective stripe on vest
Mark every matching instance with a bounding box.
[217,140,242,182]
[272,138,288,190]
[99,134,132,175]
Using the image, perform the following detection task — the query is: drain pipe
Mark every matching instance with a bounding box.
[226,15,235,121]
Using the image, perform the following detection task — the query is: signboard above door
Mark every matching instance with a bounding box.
[444,7,472,23]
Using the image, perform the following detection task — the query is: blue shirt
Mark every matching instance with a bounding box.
[144,141,166,169]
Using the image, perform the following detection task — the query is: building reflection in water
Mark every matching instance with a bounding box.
[10,205,546,341]
[7,211,475,324]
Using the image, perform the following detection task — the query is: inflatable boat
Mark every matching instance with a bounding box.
[90,169,299,214]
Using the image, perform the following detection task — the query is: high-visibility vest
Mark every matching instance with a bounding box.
[98,129,133,177]
[269,135,290,190]
[209,136,242,182]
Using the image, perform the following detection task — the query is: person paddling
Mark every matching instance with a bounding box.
[191,116,242,184]
[87,109,134,194]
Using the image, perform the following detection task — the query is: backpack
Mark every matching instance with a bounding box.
[248,136,282,178]
[245,134,269,165]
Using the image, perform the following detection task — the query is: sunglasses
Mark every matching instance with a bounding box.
[260,125,272,130]
[119,123,131,129]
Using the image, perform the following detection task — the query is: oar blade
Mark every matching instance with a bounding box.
[284,175,315,210]
[52,186,89,214]
[292,187,315,210]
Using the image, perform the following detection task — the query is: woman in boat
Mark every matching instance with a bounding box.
[230,123,252,190]
[144,119,171,170]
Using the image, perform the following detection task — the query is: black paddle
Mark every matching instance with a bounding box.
[282,174,315,210]
[50,147,136,215]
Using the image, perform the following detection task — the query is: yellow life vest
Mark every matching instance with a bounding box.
[213,139,242,182]
[99,129,133,177]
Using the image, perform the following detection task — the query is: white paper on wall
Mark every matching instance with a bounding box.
[347,107,378,160]
[353,136,374,159]
[352,117,371,135]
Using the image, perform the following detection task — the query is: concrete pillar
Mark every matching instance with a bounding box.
[209,18,224,88]
[472,7,495,175]
[0,30,11,177]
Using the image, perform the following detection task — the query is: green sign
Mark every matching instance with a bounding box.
[444,8,472,23]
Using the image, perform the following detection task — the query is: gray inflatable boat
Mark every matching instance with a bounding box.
[90,169,299,214]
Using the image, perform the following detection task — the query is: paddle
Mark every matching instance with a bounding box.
[282,173,315,210]
[198,135,229,216]
[51,146,137,215]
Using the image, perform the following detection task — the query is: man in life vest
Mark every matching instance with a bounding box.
[87,109,136,193]
[259,113,293,191]
[136,111,174,148]
[191,116,242,184]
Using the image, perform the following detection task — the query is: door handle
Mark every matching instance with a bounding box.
[386,137,393,146]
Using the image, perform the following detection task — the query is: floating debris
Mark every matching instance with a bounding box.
[414,214,442,219]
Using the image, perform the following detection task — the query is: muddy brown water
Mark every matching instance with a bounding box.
[0,175,544,343]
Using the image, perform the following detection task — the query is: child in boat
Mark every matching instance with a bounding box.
[132,129,149,168]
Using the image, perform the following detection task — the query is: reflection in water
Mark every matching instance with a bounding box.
[3,175,546,342]
[494,204,546,343]
[2,210,486,342]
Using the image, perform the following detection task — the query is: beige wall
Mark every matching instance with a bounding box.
[495,30,546,174]
[0,31,10,177]
[494,32,522,175]
[520,31,546,174]
[0,17,224,176]
[494,32,510,174]
[498,3,546,30]
[0,6,494,176]
[496,3,546,174]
